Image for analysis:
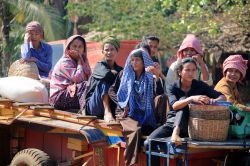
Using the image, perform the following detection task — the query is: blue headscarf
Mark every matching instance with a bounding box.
[117,48,156,127]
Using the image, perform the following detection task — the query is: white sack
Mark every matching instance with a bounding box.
[0,76,48,103]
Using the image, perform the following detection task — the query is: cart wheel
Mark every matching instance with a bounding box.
[10,148,56,166]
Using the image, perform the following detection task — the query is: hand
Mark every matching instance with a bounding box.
[116,107,128,120]
[145,66,160,76]
[24,33,31,42]
[111,69,118,75]
[67,50,81,61]
[19,57,37,63]
[153,62,161,70]
[19,59,25,63]
[191,95,211,105]
[29,57,37,62]
[245,107,250,112]
[104,112,115,122]
[67,83,77,97]
[192,54,204,66]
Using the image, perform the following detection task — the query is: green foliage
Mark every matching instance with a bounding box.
[66,0,174,48]
[67,0,250,52]
[6,0,66,41]
[0,0,68,76]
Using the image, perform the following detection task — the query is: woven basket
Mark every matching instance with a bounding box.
[188,104,230,141]
[8,60,39,80]
[189,104,230,120]
[188,118,230,141]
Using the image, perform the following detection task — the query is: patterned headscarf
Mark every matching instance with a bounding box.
[25,21,44,37]
[177,34,203,58]
[102,36,120,51]
[223,54,248,80]
[117,48,156,127]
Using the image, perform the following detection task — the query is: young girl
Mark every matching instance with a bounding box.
[117,48,162,166]
[166,34,213,86]
[146,58,225,165]
[21,21,52,78]
[215,54,250,111]
[49,35,91,112]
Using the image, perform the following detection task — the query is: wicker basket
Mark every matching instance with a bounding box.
[8,60,39,80]
[188,104,230,141]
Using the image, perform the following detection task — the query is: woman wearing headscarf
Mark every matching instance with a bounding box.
[21,21,52,78]
[215,55,250,111]
[165,34,212,87]
[83,36,123,121]
[117,48,163,166]
[49,35,91,112]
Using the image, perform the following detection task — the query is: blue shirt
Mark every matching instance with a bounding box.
[21,41,52,77]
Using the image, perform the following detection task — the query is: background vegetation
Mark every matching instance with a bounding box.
[0,0,250,76]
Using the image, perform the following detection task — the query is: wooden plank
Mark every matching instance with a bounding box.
[30,105,54,110]
[71,115,97,120]
[0,98,12,102]
[0,117,13,120]
[13,102,48,107]
[67,137,88,151]
[0,108,14,116]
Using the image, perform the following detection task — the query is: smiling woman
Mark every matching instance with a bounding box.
[215,54,250,112]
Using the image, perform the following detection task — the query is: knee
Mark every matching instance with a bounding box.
[144,139,149,148]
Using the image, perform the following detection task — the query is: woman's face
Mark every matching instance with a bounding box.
[69,38,85,55]
[131,56,144,73]
[225,68,241,84]
[182,47,197,58]
[28,30,43,43]
[147,40,159,56]
[102,43,118,62]
[179,62,197,82]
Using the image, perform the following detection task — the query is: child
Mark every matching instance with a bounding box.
[215,55,250,111]
[49,35,91,112]
[21,21,52,78]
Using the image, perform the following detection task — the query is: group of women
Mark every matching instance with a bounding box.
[22,21,249,166]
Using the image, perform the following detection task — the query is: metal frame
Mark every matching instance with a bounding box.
[146,137,188,166]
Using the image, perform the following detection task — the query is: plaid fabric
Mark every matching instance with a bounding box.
[117,48,156,127]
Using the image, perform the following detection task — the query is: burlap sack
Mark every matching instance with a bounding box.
[8,60,39,80]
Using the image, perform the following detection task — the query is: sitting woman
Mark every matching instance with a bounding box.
[145,58,225,165]
[117,49,162,166]
[215,54,250,111]
[49,35,91,112]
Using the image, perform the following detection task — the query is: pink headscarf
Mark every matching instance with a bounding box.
[223,54,248,80]
[177,34,203,58]
[25,21,44,36]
